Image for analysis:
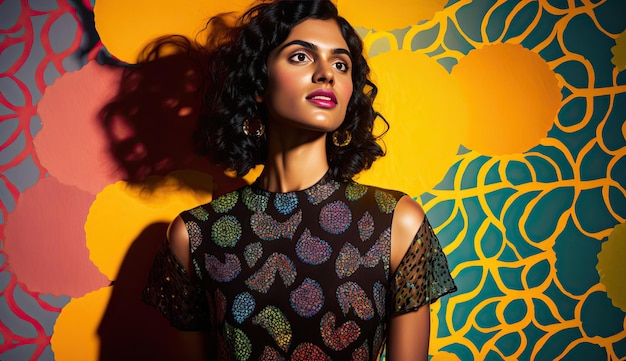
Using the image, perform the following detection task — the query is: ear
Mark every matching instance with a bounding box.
[255,94,263,103]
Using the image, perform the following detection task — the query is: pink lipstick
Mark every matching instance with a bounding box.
[306,89,337,108]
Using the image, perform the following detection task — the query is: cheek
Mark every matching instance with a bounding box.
[340,82,354,105]
[271,70,305,94]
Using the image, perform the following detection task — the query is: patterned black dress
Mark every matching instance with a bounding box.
[143,173,456,360]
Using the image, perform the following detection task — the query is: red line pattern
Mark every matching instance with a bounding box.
[0,0,100,358]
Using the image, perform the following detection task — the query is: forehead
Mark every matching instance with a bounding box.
[280,18,349,50]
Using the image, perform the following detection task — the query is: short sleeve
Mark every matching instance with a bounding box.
[141,238,210,331]
[392,216,457,315]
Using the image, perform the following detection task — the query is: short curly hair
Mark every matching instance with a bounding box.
[197,0,387,181]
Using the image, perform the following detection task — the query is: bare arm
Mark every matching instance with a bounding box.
[167,215,194,275]
[387,195,430,361]
[165,216,209,359]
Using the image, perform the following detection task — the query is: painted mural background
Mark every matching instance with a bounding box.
[1,0,625,360]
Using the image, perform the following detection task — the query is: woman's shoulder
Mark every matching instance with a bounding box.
[387,192,427,273]
[347,180,410,209]
[348,179,426,228]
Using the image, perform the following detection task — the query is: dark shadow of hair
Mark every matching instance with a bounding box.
[93,17,252,361]
[98,35,246,196]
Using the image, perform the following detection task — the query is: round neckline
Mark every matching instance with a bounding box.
[251,170,333,195]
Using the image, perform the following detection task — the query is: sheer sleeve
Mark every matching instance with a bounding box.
[142,238,210,331]
[391,216,457,315]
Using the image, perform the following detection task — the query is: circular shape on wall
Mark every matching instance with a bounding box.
[4,177,109,297]
[85,170,213,279]
[452,43,561,155]
[35,61,124,194]
[94,0,253,63]
[611,30,626,71]
[358,49,468,197]
[597,222,626,311]
[51,286,112,360]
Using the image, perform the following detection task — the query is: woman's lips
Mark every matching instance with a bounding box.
[306,90,337,108]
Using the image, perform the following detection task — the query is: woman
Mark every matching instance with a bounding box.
[142,1,456,360]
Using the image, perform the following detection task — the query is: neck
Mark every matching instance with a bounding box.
[257,127,330,193]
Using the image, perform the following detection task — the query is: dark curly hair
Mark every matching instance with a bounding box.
[197,0,388,181]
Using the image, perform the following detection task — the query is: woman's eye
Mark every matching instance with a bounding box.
[290,53,309,63]
[334,62,349,72]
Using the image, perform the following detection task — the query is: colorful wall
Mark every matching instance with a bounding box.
[1,0,625,360]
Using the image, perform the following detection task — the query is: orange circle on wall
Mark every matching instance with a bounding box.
[94,0,253,63]
[597,222,626,312]
[85,170,213,279]
[451,43,561,155]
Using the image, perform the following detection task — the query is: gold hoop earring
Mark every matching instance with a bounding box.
[243,117,265,137]
[332,130,352,147]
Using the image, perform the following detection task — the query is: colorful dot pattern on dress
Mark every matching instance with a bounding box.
[211,215,242,247]
[352,341,370,361]
[250,210,302,240]
[242,186,268,212]
[290,278,325,318]
[336,282,375,320]
[244,242,263,268]
[212,191,239,213]
[292,343,330,361]
[142,173,457,359]
[357,211,375,241]
[295,228,332,265]
[319,200,352,234]
[253,306,292,352]
[335,230,390,279]
[245,253,297,294]
[305,178,340,205]
[274,192,299,215]
[320,311,361,351]
[189,205,210,221]
[373,281,386,317]
[232,292,256,324]
[205,253,241,282]
[260,346,285,361]
[226,322,253,361]
[374,189,398,214]
[345,182,368,201]
[187,221,202,253]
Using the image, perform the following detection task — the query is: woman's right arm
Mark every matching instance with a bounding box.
[167,215,194,275]
[165,215,210,360]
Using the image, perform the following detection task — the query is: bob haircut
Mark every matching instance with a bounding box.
[197,0,387,181]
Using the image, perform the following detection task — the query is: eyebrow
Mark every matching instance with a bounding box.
[278,40,352,59]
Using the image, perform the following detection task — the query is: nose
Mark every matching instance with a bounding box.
[313,62,334,85]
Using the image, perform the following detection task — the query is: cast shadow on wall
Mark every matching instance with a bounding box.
[96,223,206,361]
[94,37,245,359]
[97,35,245,194]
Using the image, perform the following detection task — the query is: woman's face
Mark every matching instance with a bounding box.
[263,18,353,133]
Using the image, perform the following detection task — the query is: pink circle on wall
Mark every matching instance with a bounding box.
[4,176,110,297]
[35,61,125,195]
